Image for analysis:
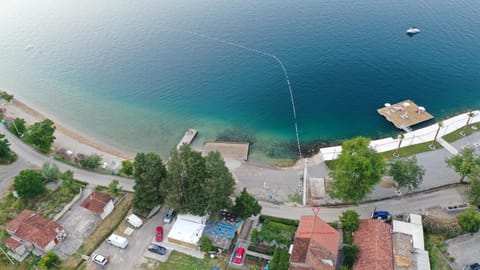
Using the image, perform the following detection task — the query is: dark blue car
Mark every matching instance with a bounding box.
[464,263,480,270]
[371,211,392,222]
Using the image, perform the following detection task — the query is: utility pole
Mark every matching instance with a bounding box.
[303,158,308,206]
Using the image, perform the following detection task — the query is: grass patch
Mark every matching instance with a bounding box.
[157,250,228,270]
[379,141,442,161]
[424,232,453,270]
[62,193,133,269]
[443,124,480,143]
[0,253,42,270]
[260,221,297,247]
[287,193,302,204]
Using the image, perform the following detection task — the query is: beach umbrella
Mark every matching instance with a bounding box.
[418,106,425,111]
[403,102,411,107]
[384,103,391,107]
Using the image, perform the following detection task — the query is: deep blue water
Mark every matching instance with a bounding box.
[0,0,479,160]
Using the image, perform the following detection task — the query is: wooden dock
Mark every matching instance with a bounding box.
[176,128,198,150]
[377,100,434,132]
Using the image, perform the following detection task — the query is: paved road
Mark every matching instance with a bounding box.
[260,185,467,222]
[1,125,134,192]
[0,155,31,195]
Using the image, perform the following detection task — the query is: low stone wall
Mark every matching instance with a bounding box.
[53,187,83,222]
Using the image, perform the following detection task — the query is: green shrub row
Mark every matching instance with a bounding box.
[259,215,299,226]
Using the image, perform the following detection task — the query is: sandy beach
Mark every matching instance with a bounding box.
[3,98,135,167]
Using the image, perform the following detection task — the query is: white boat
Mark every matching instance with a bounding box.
[406,27,421,35]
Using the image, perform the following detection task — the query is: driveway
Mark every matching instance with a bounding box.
[54,187,100,259]
[88,207,169,270]
[0,156,32,195]
[446,232,480,269]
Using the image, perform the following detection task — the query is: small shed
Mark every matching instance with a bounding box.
[80,191,114,220]
[167,214,208,249]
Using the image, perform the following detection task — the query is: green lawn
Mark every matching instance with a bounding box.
[442,123,480,143]
[156,251,228,270]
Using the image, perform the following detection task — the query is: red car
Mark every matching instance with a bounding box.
[155,226,163,242]
[233,247,245,264]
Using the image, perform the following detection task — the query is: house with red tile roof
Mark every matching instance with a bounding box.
[4,209,66,258]
[289,216,340,270]
[80,190,114,219]
[353,219,394,270]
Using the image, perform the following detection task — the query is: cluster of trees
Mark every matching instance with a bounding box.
[13,163,79,200]
[327,137,426,204]
[133,145,261,218]
[8,118,56,153]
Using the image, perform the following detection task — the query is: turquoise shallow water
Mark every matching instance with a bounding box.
[0,0,479,160]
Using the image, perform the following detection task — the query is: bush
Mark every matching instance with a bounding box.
[457,206,480,233]
[260,221,297,246]
[343,244,360,268]
[259,215,299,226]
[199,236,214,252]
[78,154,102,169]
[251,228,259,243]
[270,248,290,270]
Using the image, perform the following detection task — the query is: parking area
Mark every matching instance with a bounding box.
[446,232,480,269]
[54,187,100,259]
[87,206,172,269]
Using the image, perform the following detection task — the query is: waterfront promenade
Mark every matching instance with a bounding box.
[320,110,480,160]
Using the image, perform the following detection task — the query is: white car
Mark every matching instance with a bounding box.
[91,252,108,266]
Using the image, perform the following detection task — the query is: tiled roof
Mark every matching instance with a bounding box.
[80,190,113,214]
[290,216,340,270]
[4,237,22,249]
[5,210,64,249]
[353,219,394,270]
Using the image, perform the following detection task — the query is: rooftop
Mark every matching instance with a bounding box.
[290,216,340,269]
[353,219,394,270]
[377,100,433,131]
[6,209,64,249]
[80,190,113,214]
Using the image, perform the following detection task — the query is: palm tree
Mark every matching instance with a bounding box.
[429,121,443,149]
[393,134,404,157]
[460,111,475,136]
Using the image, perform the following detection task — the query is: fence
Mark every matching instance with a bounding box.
[320,110,480,160]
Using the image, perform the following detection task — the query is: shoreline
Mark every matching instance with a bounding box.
[3,98,135,165]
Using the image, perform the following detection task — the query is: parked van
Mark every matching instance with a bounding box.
[106,234,128,248]
[126,214,143,228]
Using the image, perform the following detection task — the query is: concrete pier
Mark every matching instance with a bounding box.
[176,128,198,150]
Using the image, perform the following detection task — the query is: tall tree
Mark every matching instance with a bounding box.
[328,137,386,204]
[429,121,443,149]
[24,119,56,153]
[446,147,480,183]
[165,145,235,216]
[8,118,26,137]
[204,151,235,214]
[232,188,262,219]
[165,145,207,215]
[13,169,46,199]
[388,156,425,191]
[133,152,167,213]
[0,133,12,158]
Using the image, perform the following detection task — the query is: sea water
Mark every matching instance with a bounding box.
[0,0,479,160]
